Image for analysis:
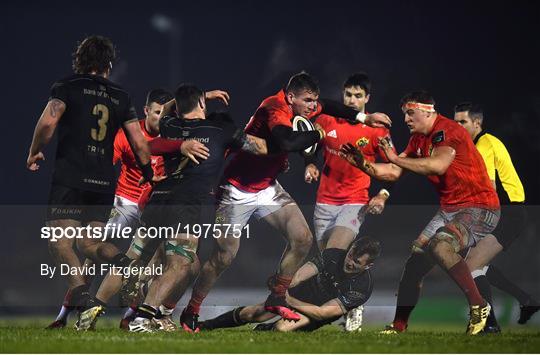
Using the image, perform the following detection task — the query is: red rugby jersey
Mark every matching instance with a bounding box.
[113,120,164,203]
[403,114,499,210]
[315,114,392,205]
[224,90,322,192]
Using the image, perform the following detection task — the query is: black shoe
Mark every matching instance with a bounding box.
[253,322,276,331]
[518,302,540,324]
[180,309,200,333]
[480,325,501,334]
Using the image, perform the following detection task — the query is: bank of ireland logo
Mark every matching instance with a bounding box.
[356,137,369,148]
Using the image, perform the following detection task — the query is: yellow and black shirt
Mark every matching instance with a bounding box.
[474,132,525,203]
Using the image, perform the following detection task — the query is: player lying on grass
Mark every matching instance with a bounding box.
[200,237,380,332]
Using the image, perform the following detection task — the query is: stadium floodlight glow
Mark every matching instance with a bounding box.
[151,14,178,34]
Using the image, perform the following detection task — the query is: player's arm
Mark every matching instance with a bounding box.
[340,143,403,181]
[285,294,345,321]
[239,133,269,155]
[27,99,66,171]
[318,98,392,128]
[123,120,153,182]
[491,137,525,201]
[270,125,324,152]
[290,261,319,288]
[387,145,455,176]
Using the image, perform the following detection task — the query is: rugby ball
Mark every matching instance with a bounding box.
[292,116,318,156]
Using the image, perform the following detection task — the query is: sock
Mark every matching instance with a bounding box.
[112,253,132,268]
[447,260,485,306]
[393,253,434,331]
[473,274,498,327]
[55,289,74,321]
[159,304,175,317]
[487,265,533,305]
[203,307,246,330]
[136,304,158,319]
[69,284,91,309]
[186,290,205,315]
[267,274,293,298]
[123,306,137,321]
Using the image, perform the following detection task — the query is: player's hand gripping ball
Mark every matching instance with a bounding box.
[292,116,318,156]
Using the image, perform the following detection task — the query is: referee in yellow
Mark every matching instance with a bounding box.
[454,102,539,333]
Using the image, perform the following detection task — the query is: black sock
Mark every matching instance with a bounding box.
[136,304,158,319]
[70,284,91,309]
[202,307,247,330]
[487,265,532,305]
[112,253,132,268]
[474,275,498,327]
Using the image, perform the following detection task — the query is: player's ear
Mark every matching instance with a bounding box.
[143,106,149,116]
[365,262,374,270]
[199,97,206,110]
[365,94,370,104]
[285,91,295,105]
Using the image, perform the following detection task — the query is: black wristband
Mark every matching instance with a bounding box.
[141,162,154,182]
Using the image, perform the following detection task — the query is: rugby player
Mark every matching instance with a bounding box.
[45,88,174,329]
[181,72,393,331]
[304,72,393,331]
[454,102,539,331]
[73,83,267,332]
[200,237,380,332]
[27,35,156,323]
[74,86,229,331]
[340,91,500,335]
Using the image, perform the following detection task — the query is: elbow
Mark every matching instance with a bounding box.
[277,141,295,152]
[432,164,448,176]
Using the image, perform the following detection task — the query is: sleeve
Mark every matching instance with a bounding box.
[336,275,373,311]
[112,130,124,164]
[491,136,525,202]
[318,98,359,122]
[476,137,496,181]
[49,81,69,103]
[121,95,139,125]
[266,106,293,131]
[431,128,460,151]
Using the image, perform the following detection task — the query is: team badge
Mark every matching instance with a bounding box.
[356,137,369,147]
[432,130,445,144]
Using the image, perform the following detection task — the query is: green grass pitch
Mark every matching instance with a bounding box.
[1,318,539,353]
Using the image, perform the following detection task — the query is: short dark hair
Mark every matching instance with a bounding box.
[285,71,320,95]
[146,88,174,106]
[72,35,115,75]
[343,72,371,95]
[174,83,204,115]
[454,101,484,124]
[351,236,381,262]
[400,90,436,108]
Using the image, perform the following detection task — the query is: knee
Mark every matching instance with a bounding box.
[290,227,313,252]
[213,249,237,271]
[274,320,291,332]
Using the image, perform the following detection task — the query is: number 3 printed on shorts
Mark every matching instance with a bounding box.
[91,104,109,141]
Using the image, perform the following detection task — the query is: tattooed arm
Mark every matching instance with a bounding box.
[240,134,268,155]
[27,99,66,171]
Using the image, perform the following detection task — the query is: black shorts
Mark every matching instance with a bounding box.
[494,203,528,250]
[47,184,114,224]
[140,187,214,236]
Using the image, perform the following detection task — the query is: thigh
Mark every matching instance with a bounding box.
[262,203,310,240]
[333,204,365,234]
[452,208,500,248]
[47,184,86,222]
[215,183,259,229]
[313,203,337,243]
[253,181,297,220]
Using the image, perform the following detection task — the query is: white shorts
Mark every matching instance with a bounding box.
[215,181,296,228]
[106,195,141,234]
[421,207,500,249]
[313,203,366,241]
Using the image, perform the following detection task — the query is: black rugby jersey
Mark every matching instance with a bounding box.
[49,74,138,193]
[289,254,374,311]
[153,112,244,197]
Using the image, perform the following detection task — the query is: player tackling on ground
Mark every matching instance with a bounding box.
[180,72,392,331]
[201,237,380,332]
[304,72,393,331]
[341,91,500,335]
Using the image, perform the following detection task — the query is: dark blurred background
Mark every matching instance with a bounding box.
[1,0,539,325]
